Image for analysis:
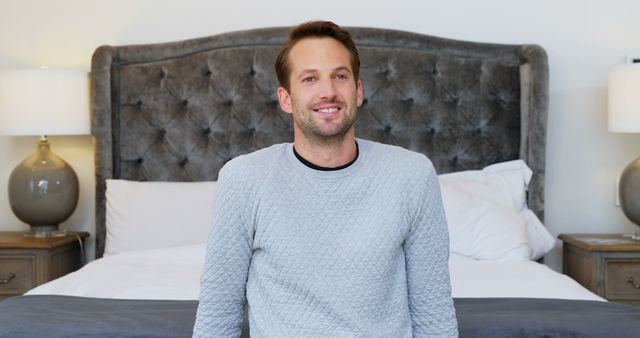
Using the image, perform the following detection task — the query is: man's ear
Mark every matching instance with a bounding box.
[277,87,293,114]
[356,79,364,107]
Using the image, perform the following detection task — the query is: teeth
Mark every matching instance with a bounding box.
[318,108,338,113]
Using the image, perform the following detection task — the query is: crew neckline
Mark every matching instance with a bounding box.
[292,141,359,171]
[286,138,368,180]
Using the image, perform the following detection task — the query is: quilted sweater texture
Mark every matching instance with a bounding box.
[193,139,458,337]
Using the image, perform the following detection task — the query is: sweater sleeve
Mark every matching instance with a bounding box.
[193,163,254,338]
[405,159,458,337]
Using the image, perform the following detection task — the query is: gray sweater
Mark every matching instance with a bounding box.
[193,139,458,337]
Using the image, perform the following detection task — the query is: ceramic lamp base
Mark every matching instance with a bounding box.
[8,138,79,232]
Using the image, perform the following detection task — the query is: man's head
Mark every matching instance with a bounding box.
[275,21,363,146]
[275,21,360,92]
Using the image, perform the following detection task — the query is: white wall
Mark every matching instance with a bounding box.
[1,0,640,269]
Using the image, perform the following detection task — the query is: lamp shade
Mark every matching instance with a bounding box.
[0,69,90,136]
[609,63,640,133]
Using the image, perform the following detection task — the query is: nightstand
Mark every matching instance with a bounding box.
[0,231,88,300]
[559,233,640,304]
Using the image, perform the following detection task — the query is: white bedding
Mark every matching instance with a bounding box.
[449,254,603,301]
[28,245,206,300]
[27,245,604,302]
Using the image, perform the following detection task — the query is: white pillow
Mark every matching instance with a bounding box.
[440,159,531,210]
[440,176,530,261]
[522,208,555,260]
[105,179,217,256]
[439,160,555,261]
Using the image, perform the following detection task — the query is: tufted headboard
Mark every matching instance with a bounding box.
[91,27,548,258]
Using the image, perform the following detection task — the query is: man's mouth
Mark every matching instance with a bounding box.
[312,105,342,117]
[317,107,339,113]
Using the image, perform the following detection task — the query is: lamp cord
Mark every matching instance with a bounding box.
[72,233,86,267]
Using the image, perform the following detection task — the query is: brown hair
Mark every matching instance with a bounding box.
[275,21,360,91]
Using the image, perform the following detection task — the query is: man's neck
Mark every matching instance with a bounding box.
[293,131,358,168]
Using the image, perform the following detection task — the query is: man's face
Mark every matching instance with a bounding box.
[277,37,363,145]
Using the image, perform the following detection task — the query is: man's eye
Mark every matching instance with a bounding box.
[302,76,316,83]
[335,74,348,80]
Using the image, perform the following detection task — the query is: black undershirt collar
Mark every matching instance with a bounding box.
[293,141,359,171]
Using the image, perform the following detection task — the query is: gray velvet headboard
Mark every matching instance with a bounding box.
[91,27,548,258]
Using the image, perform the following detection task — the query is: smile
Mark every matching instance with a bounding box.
[312,104,343,117]
[317,107,338,113]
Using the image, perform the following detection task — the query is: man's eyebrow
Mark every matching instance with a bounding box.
[296,69,319,78]
[296,67,352,78]
[333,66,352,74]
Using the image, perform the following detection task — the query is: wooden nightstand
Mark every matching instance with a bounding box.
[0,231,88,300]
[559,233,640,304]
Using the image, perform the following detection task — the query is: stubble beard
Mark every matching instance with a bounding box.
[292,99,357,147]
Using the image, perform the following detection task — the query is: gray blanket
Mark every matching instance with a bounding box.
[455,298,640,338]
[0,296,198,338]
[0,296,638,337]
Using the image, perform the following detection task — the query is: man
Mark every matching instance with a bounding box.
[194,21,458,337]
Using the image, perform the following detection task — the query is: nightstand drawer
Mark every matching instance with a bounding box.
[605,259,640,300]
[0,255,35,294]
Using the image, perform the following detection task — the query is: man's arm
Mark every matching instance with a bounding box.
[193,163,254,338]
[405,159,458,337]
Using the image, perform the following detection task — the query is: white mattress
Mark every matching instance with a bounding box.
[27,245,604,302]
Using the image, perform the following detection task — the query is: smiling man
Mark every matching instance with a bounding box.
[194,21,458,338]
[276,35,362,167]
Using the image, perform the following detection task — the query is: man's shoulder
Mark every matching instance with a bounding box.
[359,139,435,172]
[219,143,288,178]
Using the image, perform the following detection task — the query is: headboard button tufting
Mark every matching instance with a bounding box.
[179,158,189,167]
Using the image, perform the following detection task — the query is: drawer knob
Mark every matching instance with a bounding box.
[0,272,16,284]
[628,277,640,289]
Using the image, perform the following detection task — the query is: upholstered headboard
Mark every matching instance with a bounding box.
[91,27,548,258]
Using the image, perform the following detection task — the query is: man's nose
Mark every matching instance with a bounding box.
[317,77,337,101]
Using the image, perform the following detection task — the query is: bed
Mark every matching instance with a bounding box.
[2,25,640,337]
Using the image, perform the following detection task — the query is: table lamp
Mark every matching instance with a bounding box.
[0,69,90,237]
[609,63,640,239]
